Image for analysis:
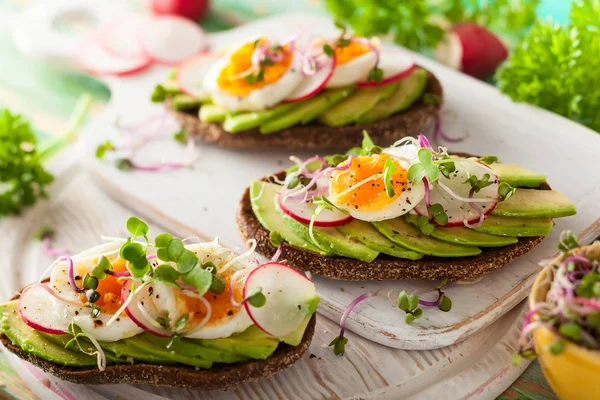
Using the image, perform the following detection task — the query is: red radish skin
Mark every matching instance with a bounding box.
[434,23,508,79]
[121,281,171,337]
[176,52,221,97]
[357,50,416,87]
[243,262,314,336]
[139,16,207,65]
[415,202,498,228]
[151,0,210,21]
[77,34,151,76]
[18,284,66,335]
[278,194,353,227]
[284,55,335,102]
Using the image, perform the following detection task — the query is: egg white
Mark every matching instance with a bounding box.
[329,144,426,221]
[325,51,377,88]
[203,48,303,112]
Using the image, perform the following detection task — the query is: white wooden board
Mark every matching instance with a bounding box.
[0,166,538,400]
[72,13,600,350]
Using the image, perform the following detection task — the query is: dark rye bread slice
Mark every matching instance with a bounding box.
[170,68,442,151]
[0,302,316,389]
[236,160,549,281]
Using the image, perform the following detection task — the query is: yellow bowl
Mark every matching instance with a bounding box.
[529,259,600,400]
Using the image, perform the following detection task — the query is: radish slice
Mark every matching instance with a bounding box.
[18,284,67,335]
[177,52,221,99]
[357,49,416,87]
[285,54,335,102]
[139,16,206,65]
[122,280,171,337]
[279,187,353,227]
[99,15,149,59]
[244,263,318,337]
[77,34,151,76]
[434,23,508,79]
[414,160,499,227]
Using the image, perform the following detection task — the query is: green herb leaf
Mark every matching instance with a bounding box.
[498,182,516,201]
[408,164,426,184]
[416,215,435,236]
[181,266,212,297]
[558,231,580,253]
[559,322,582,341]
[438,295,452,312]
[173,130,187,144]
[398,289,410,311]
[269,231,283,247]
[550,340,565,355]
[120,242,150,278]
[209,274,226,295]
[34,225,55,241]
[116,158,134,171]
[167,239,185,262]
[285,173,300,189]
[405,313,416,324]
[429,203,448,226]
[329,335,348,356]
[83,274,99,290]
[126,217,149,241]
[466,173,493,194]
[512,352,522,367]
[438,157,456,179]
[95,141,115,159]
[153,265,181,287]
[576,272,599,298]
[479,156,498,165]
[323,44,334,57]
[246,287,267,308]
[151,84,168,103]
[175,314,189,332]
[366,67,384,84]
[92,256,112,280]
[155,233,173,249]
[383,158,396,197]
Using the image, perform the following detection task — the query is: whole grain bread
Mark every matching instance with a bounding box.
[0,311,315,389]
[170,69,442,151]
[236,160,549,281]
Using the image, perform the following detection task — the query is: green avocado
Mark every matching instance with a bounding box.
[250,181,331,255]
[0,301,97,367]
[357,68,428,124]
[171,94,202,111]
[198,326,279,360]
[199,104,230,123]
[142,334,249,364]
[475,215,553,237]
[278,315,312,346]
[493,189,576,218]
[40,333,129,364]
[318,82,399,127]
[100,338,175,364]
[283,211,379,262]
[124,334,213,368]
[260,87,356,134]
[404,214,518,247]
[373,218,482,257]
[491,163,547,188]
[223,102,298,133]
[337,219,423,260]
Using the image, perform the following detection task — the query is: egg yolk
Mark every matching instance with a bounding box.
[334,40,371,65]
[330,154,408,212]
[176,273,244,329]
[217,39,293,97]
[77,258,127,315]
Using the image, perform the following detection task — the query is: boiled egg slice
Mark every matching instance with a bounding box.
[325,38,378,88]
[204,38,303,111]
[328,151,425,221]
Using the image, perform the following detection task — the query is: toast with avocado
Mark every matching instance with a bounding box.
[236,132,577,280]
[0,218,318,389]
[152,30,442,150]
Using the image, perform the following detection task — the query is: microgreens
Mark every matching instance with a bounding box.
[175,314,189,332]
[34,225,55,241]
[383,158,396,197]
[313,195,345,215]
[497,182,516,201]
[95,141,115,159]
[121,242,151,277]
[91,256,112,280]
[151,84,168,103]
[360,131,382,155]
[408,148,439,184]
[323,44,334,57]
[416,215,435,236]
[558,231,580,253]
[366,67,384,84]
[152,265,181,288]
[285,172,300,189]
[244,69,265,84]
[269,231,283,247]
[479,156,498,165]
[438,156,456,179]
[430,203,448,226]
[329,292,371,356]
[398,279,452,324]
[173,129,187,144]
[245,287,267,308]
[83,274,99,290]
[465,173,493,194]
[329,336,348,356]
[90,304,101,318]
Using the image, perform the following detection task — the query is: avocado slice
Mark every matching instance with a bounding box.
[100,338,176,364]
[357,68,428,124]
[198,326,279,360]
[278,315,312,346]
[404,214,518,247]
[199,104,229,123]
[282,211,379,262]
[373,218,482,257]
[223,102,298,133]
[493,189,576,218]
[259,87,356,134]
[475,215,553,237]
[40,333,131,364]
[124,334,212,368]
[142,334,249,364]
[318,82,399,127]
[491,163,547,188]
[250,181,331,255]
[0,301,97,367]
[171,94,202,111]
[337,219,423,260]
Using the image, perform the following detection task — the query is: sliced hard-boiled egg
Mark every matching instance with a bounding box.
[203,38,303,111]
[325,38,377,88]
[328,150,425,221]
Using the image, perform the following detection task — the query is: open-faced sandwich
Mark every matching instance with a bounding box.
[152,26,442,150]
[0,218,318,389]
[238,133,577,280]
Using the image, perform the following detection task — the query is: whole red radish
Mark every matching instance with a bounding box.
[434,22,508,79]
[151,0,209,21]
